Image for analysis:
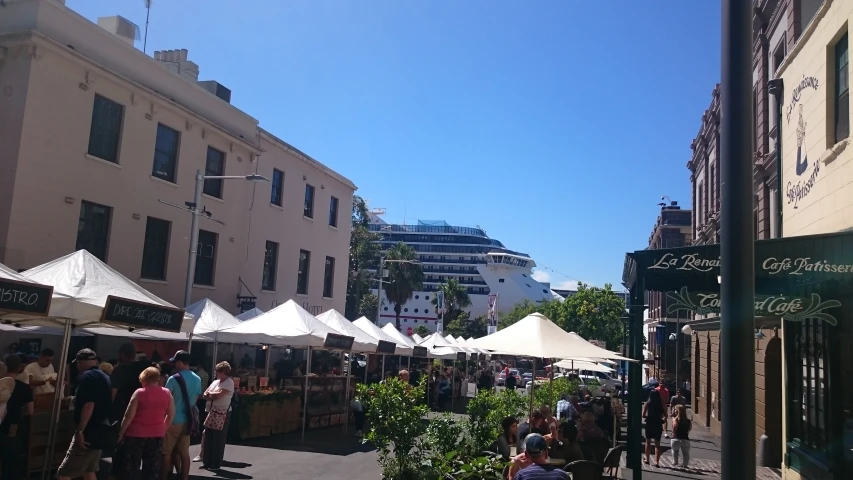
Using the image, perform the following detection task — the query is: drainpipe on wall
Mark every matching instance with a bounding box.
[768,78,784,238]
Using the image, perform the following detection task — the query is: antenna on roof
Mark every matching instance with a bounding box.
[142,0,152,53]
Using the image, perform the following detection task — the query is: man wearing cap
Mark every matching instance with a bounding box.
[162,350,201,480]
[510,433,570,480]
[57,349,112,480]
[109,343,149,474]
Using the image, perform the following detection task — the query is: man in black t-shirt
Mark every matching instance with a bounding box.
[1,354,35,480]
[57,349,112,480]
[110,343,148,421]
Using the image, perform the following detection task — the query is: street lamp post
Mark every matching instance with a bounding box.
[720,0,756,478]
[184,169,268,308]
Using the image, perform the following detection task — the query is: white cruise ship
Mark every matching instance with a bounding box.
[368,212,562,332]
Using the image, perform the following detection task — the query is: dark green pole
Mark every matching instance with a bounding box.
[626,278,645,480]
[720,0,756,478]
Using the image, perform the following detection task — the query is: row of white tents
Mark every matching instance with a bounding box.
[2,249,632,478]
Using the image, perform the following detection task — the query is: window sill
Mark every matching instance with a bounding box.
[322,296,333,301]
[296,293,308,298]
[138,278,168,285]
[192,284,216,290]
[328,224,338,231]
[261,289,276,294]
[303,216,315,222]
[203,194,225,204]
[84,153,121,168]
[822,138,849,166]
[269,203,284,211]
[150,176,179,188]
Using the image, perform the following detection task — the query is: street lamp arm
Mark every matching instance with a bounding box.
[202,174,269,182]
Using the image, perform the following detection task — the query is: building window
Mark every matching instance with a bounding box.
[297,250,311,295]
[271,169,284,206]
[323,256,335,298]
[834,33,849,144]
[328,196,339,227]
[786,318,831,451]
[76,200,112,261]
[140,217,171,280]
[87,94,124,163]
[262,241,279,291]
[303,185,315,218]
[152,124,180,183]
[203,147,226,198]
[194,229,218,286]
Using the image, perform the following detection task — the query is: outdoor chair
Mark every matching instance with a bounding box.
[601,444,626,478]
[562,460,602,480]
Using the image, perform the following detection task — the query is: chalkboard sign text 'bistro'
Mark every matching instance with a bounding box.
[0,277,54,317]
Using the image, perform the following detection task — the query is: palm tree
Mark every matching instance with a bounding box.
[383,243,424,330]
[431,278,472,328]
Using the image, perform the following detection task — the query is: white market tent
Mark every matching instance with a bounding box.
[352,317,413,356]
[381,323,417,349]
[216,300,343,347]
[21,250,194,330]
[185,298,241,335]
[316,310,379,353]
[460,313,634,361]
[236,307,264,321]
[465,337,489,355]
[411,333,425,344]
[551,360,615,373]
[420,332,461,351]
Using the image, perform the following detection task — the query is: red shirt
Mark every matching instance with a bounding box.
[656,385,670,406]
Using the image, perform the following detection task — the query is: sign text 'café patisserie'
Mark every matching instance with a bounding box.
[648,252,853,275]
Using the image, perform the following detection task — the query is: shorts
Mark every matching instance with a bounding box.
[645,421,663,442]
[57,435,102,478]
[163,423,190,455]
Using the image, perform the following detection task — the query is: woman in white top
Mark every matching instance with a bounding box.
[193,361,234,469]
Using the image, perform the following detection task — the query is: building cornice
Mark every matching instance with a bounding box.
[0,31,266,156]
[259,129,357,191]
[777,0,834,77]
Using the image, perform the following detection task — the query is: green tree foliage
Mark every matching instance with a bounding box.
[431,279,472,328]
[413,324,431,337]
[498,284,628,350]
[384,242,424,329]
[466,388,528,452]
[444,312,488,339]
[345,196,382,320]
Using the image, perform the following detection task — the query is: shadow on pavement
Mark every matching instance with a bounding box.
[236,427,377,456]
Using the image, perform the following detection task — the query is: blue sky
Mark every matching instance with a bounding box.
[68,0,721,290]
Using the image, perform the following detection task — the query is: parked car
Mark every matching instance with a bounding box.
[497,368,522,387]
[578,371,623,393]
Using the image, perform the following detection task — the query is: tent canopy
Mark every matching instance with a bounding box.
[183,298,241,335]
[20,250,192,331]
[316,310,378,353]
[460,313,634,361]
[352,318,413,356]
[217,300,345,348]
[411,333,425,344]
[552,360,615,373]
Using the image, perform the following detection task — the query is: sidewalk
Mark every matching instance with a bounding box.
[617,421,782,480]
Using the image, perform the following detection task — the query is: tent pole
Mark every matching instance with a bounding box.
[381,355,386,381]
[41,318,72,480]
[301,347,312,443]
[364,354,369,383]
[264,346,271,377]
[343,350,352,435]
[549,358,554,411]
[211,333,219,382]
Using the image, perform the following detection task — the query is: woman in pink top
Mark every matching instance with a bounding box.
[117,366,175,480]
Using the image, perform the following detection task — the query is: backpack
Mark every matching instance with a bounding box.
[171,373,200,436]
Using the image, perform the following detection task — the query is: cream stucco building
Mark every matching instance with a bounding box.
[0,0,356,315]
[776,0,853,478]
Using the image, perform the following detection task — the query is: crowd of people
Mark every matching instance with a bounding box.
[0,342,237,480]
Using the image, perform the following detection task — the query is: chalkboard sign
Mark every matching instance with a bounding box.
[0,278,53,317]
[376,340,397,354]
[101,295,185,332]
[456,352,467,361]
[323,333,355,351]
[412,346,428,358]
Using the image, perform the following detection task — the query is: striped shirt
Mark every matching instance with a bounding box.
[514,464,570,480]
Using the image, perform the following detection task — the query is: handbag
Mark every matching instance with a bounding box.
[203,406,227,431]
[172,373,200,436]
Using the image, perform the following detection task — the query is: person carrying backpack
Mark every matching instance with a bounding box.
[163,351,201,480]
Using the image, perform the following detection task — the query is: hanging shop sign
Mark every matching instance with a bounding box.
[101,295,185,332]
[456,352,467,361]
[376,340,397,354]
[666,287,841,325]
[412,346,428,358]
[648,252,853,275]
[322,333,355,351]
[0,277,54,317]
